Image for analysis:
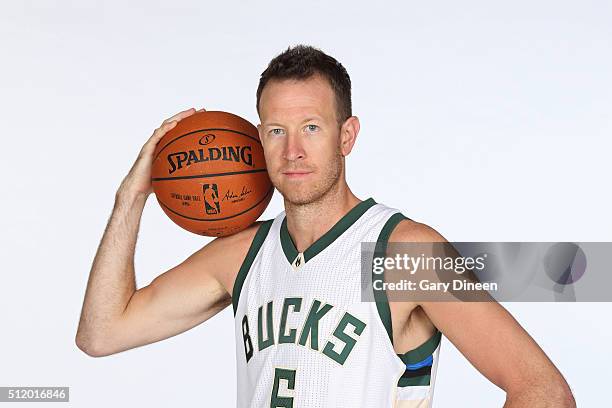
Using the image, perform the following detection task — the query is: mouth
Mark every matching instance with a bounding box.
[282,170,313,179]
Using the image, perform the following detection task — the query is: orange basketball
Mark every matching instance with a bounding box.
[151,111,273,237]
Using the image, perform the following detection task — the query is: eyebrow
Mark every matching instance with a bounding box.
[264,117,323,127]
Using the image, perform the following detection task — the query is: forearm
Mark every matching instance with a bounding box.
[76,190,147,350]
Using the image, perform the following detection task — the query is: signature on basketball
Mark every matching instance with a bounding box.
[223,185,252,202]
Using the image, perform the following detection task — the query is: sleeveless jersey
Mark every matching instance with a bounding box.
[231,198,442,408]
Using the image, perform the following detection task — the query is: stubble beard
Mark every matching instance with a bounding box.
[275,151,343,207]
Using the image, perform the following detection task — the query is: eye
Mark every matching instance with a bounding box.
[269,128,285,136]
[305,124,319,132]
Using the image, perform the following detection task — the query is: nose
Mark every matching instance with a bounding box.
[282,130,306,161]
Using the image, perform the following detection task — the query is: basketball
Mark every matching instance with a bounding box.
[151,111,273,237]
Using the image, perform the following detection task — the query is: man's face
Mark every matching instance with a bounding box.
[257,74,345,205]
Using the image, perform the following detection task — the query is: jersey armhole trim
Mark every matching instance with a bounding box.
[232,219,274,315]
[397,330,442,365]
[396,331,441,387]
[372,211,408,345]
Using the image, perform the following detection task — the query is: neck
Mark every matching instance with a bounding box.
[283,185,361,253]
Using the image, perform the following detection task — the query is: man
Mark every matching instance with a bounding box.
[76,45,575,407]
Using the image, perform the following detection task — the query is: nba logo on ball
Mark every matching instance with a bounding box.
[203,183,221,215]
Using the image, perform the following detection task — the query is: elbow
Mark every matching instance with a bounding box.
[541,374,576,407]
[540,383,576,408]
[555,381,577,408]
[505,378,576,408]
[75,332,114,358]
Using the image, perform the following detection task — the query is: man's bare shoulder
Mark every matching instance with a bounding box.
[389,218,447,243]
[209,220,268,253]
[180,220,271,295]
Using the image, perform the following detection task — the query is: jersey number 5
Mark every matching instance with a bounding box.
[271,368,296,407]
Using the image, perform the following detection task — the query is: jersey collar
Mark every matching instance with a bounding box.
[280,197,376,268]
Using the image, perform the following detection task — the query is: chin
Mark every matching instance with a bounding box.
[278,181,336,206]
[280,188,319,206]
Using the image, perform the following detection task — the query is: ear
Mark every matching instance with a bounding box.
[257,123,264,145]
[339,116,360,156]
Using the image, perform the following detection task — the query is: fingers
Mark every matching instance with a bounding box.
[149,120,177,142]
[162,107,196,125]
[144,106,206,153]
[162,105,205,124]
[156,106,206,136]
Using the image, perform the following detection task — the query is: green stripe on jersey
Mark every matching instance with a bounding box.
[232,219,274,315]
[397,330,442,365]
[372,212,408,345]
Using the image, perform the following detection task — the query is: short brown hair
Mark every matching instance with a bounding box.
[256,44,352,124]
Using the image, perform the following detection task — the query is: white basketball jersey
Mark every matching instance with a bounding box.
[232,198,442,407]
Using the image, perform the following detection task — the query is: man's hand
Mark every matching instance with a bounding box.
[116,107,204,201]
